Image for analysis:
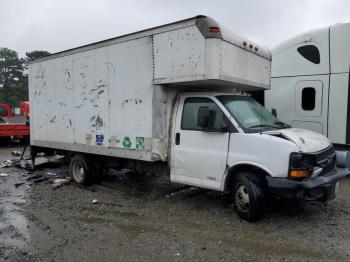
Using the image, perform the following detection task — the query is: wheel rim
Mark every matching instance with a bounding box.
[235,183,250,212]
[72,162,85,183]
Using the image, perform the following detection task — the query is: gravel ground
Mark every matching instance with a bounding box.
[1,145,350,262]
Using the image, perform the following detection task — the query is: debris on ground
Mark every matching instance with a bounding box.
[51,177,72,190]
[19,159,33,169]
[15,182,24,188]
[0,173,9,177]
[37,152,46,157]
[0,158,33,169]
[0,159,15,168]
[25,174,42,181]
[20,171,32,177]
[32,177,48,184]
[34,155,65,167]
[92,199,98,204]
[11,150,21,156]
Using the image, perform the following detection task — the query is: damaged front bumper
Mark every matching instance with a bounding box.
[266,168,350,201]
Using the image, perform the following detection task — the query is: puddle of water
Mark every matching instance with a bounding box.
[0,147,32,248]
[112,210,139,218]
[115,223,160,238]
[0,170,30,248]
[81,216,113,224]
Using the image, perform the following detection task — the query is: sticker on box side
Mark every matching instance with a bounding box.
[85,134,92,145]
[96,134,104,146]
[108,135,120,147]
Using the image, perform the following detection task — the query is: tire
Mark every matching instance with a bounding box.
[69,154,92,185]
[232,172,266,222]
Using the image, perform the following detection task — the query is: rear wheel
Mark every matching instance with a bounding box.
[232,172,266,222]
[69,154,92,185]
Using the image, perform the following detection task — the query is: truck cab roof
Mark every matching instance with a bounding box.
[272,22,350,77]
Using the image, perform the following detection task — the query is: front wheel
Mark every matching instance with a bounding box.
[232,172,266,222]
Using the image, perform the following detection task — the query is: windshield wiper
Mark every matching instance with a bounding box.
[248,124,280,129]
[274,121,290,128]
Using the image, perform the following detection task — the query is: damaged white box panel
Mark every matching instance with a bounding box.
[153,27,271,89]
[29,16,271,162]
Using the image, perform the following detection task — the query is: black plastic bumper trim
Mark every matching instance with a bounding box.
[266,168,350,190]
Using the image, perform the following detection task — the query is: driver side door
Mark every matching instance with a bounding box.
[171,96,230,190]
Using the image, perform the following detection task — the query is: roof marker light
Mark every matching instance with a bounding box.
[209,27,220,33]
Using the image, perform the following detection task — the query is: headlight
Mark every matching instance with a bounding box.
[289,153,310,179]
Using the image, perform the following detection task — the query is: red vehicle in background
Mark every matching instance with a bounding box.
[0,102,30,143]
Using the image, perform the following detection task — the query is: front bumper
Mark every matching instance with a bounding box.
[266,168,350,201]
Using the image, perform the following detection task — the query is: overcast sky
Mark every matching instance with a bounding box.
[1,0,350,57]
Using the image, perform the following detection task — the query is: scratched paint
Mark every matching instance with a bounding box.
[30,35,157,155]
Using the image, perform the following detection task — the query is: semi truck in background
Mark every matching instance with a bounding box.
[265,22,350,169]
[28,16,348,221]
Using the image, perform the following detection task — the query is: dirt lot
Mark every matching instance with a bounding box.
[1,145,350,262]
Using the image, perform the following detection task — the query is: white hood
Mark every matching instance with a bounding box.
[264,128,331,153]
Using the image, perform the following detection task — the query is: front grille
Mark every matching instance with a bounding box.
[312,146,336,176]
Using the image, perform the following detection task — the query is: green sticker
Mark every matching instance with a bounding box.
[122,136,132,148]
[136,137,145,149]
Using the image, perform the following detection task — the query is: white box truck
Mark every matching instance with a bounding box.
[265,22,350,169]
[29,16,348,221]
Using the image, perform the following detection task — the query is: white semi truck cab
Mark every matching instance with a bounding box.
[28,16,349,221]
[265,22,350,169]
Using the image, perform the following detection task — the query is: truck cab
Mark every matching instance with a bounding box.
[171,92,348,221]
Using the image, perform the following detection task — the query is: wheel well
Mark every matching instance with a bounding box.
[225,164,270,191]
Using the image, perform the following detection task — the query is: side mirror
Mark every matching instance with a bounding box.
[197,106,210,129]
[271,108,277,117]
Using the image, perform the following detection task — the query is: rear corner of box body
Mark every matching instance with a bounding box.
[29,36,160,162]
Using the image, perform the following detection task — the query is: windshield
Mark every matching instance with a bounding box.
[217,95,289,132]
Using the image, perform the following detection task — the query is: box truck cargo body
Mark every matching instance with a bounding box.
[29,16,347,221]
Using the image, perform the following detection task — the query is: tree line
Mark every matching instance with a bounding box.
[0,48,50,107]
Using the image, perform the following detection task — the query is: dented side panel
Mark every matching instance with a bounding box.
[108,37,154,151]
[153,26,206,84]
[46,57,75,143]
[73,47,110,146]
[29,36,158,161]
[29,62,49,142]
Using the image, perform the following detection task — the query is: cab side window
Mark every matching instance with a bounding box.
[181,97,225,131]
[301,87,316,111]
[297,45,320,64]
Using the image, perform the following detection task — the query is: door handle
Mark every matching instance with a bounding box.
[175,133,180,145]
